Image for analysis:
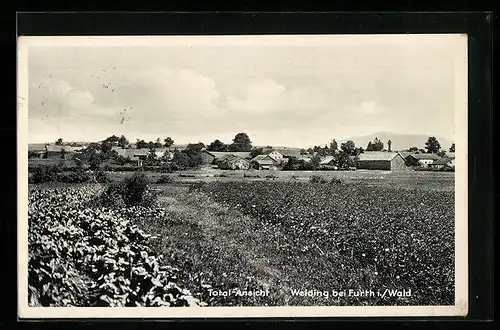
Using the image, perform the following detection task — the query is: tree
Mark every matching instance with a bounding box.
[55,138,63,146]
[207,139,226,152]
[310,154,321,170]
[250,147,263,158]
[136,139,148,149]
[164,137,174,149]
[425,136,441,154]
[366,141,373,151]
[408,146,419,152]
[449,143,455,152]
[329,139,338,153]
[340,140,356,156]
[101,141,113,154]
[371,137,384,151]
[228,133,252,152]
[60,148,66,159]
[300,149,308,155]
[387,140,392,152]
[118,135,129,148]
[104,135,119,145]
[186,142,205,153]
[307,148,314,155]
[153,138,163,149]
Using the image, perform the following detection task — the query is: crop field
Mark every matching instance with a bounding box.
[28,184,206,307]
[27,171,455,307]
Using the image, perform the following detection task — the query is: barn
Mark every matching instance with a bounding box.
[217,155,251,170]
[405,153,441,168]
[250,155,279,170]
[357,151,408,171]
[200,150,252,165]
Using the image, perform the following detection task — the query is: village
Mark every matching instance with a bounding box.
[28,133,456,174]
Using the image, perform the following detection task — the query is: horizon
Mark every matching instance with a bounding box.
[25,35,459,148]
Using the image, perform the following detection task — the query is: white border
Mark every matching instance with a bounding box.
[17,34,468,319]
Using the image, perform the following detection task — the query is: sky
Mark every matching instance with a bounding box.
[24,35,465,148]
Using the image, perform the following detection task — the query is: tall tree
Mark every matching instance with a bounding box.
[163,137,174,149]
[250,147,263,158]
[425,136,441,154]
[55,138,63,146]
[207,139,226,152]
[118,135,129,148]
[449,143,455,152]
[387,140,392,152]
[329,139,338,153]
[154,138,163,148]
[366,141,373,151]
[372,137,384,151]
[136,139,148,149]
[407,146,419,152]
[340,140,356,156]
[229,133,252,152]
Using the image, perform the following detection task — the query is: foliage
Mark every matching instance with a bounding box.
[30,165,62,184]
[118,135,129,148]
[156,175,174,184]
[163,137,174,149]
[55,138,63,146]
[309,175,328,183]
[329,139,338,153]
[28,185,205,307]
[250,147,264,159]
[366,137,384,151]
[449,143,455,152]
[207,139,227,152]
[228,133,252,152]
[425,136,441,154]
[340,140,356,155]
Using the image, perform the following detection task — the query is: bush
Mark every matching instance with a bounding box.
[95,171,110,183]
[56,171,91,183]
[99,172,157,208]
[310,175,328,184]
[30,165,62,184]
[156,175,174,184]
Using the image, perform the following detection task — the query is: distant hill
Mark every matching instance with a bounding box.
[339,132,454,152]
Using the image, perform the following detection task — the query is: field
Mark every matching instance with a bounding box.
[27,170,455,307]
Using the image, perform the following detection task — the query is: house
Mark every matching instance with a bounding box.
[319,156,335,166]
[430,157,455,169]
[217,155,251,170]
[29,144,76,160]
[263,150,284,164]
[357,151,408,171]
[405,153,441,168]
[199,150,252,165]
[250,155,279,170]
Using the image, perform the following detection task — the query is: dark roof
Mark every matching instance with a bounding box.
[407,153,441,160]
[251,155,277,165]
[201,150,252,159]
[432,158,454,165]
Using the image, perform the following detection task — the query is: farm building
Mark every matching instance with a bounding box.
[431,157,455,169]
[357,151,408,171]
[29,144,76,160]
[200,150,252,165]
[251,155,279,170]
[405,153,441,168]
[110,147,171,166]
[263,150,284,164]
[217,155,251,170]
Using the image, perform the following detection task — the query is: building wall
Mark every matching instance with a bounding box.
[357,160,391,170]
[268,151,283,163]
[390,155,408,171]
[418,159,434,167]
[200,152,215,164]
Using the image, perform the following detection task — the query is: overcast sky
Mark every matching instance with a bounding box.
[25,35,465,148]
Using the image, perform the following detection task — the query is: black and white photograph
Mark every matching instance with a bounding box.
[17,34,468,318]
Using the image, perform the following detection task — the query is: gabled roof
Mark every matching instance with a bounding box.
[320,156,335,165]
[407,153,441,160]
[201,150,252,159]
[358,151,403,161]
[432,158,454,165]
[251,155,277,165]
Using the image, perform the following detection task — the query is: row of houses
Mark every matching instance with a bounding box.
[28,143,455,171]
